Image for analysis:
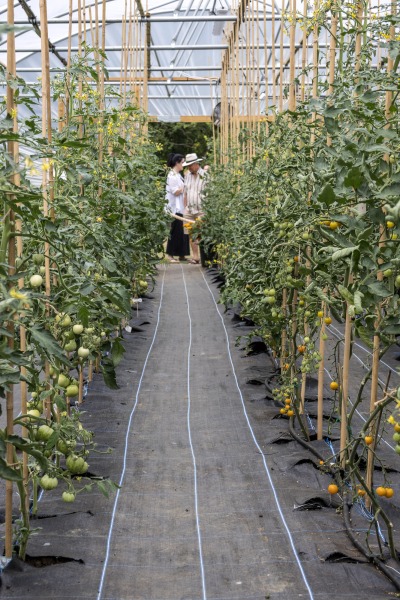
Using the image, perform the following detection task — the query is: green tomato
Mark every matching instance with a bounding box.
[395,275,400,288]
[77,346,90,359]
[60,314,72,328]
[66,454,89,474]
[40,474,58,490]
[393,433,400,443]
[65,384,79,398]
[36,424,55,442]
[27,409,41,420]
[303,337,310,343]
[62,491,76,503]
[58,373,70,388]
[64,340,77,352]
[32,253,45,266]
[395,445,400,455]
[139,280,148,288]
[27,400,43,413]
[383,269,393,278]
[57,439,76,455]
[265,296,276,304]
[73,324,84,335]
[30,274,43,288]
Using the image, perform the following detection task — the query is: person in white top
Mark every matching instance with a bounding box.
[165,153,190,262]
[183,153,207,264]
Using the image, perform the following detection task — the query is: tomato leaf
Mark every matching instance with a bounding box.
[29,327,68,364]
[111,338,125,367]
[318,184,336,205]
[0,457,22,482]
[100,358,119,390]
[344,167,363,189]
[6,435,48,470]
[331,246,358,261]
[367,281,392,298]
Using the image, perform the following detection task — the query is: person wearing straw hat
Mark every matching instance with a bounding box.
[183,153,207,264]
[165,153,190,263]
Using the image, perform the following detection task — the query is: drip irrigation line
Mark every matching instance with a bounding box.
[355,499,387,544]
[181,264,207,600]
[329,323,399,378]
[342,490,400,591]
[96,266,167,600]
[288,417,400,590]
[201,270,315,600]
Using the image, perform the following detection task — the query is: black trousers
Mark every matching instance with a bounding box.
[166,213,190,257]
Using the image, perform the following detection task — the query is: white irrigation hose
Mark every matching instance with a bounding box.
[181,265,207,600]
[201,270,315,600]
[97,266,167,600]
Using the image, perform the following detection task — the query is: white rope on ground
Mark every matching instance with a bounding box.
[201,270,315,600]
[181,264,208,600]
[97,265,167,600]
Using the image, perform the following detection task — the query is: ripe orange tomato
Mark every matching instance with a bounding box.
[364,436,373,446]
[328,483,339,495]
[330,381,339,391]
[376,486,387,497]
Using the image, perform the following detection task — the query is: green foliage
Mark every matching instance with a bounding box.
[149,121,212,161]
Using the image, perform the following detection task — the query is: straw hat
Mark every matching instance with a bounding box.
[182,153,204,167]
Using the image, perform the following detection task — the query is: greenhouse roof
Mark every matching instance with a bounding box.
[0,1,387,122]
[0,0,295,121]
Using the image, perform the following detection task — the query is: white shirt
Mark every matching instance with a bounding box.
[184,167,206,214]
[165,170,185,214]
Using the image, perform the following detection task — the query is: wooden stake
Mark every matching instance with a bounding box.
[279,0,284,111]
[340,298,353,468]
[271,0,276,106]
[317,305,326,440]
[300,0,307,102]
[288,0,297,112]
[4,0,17,560]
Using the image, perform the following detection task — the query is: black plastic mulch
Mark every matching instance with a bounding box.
[1,264,399,600]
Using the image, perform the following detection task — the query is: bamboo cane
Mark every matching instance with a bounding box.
[4,0,18,560]
[262,0,268,114]
[65,0,73,127]
[300,0,307,102]
[279,0,284,112]
[78,364,84,404]
[39,0,53,421]
[288,0,297,112]
[340,293,353,468]
[317,304,326,440]
[271,0,276,106]
[83,0,87,44]
[280,288,288,371]
[88,360,94,383]
[365,312,381,507]
[365,0,396,508]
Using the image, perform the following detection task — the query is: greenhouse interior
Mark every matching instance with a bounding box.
[1,0,400,598]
